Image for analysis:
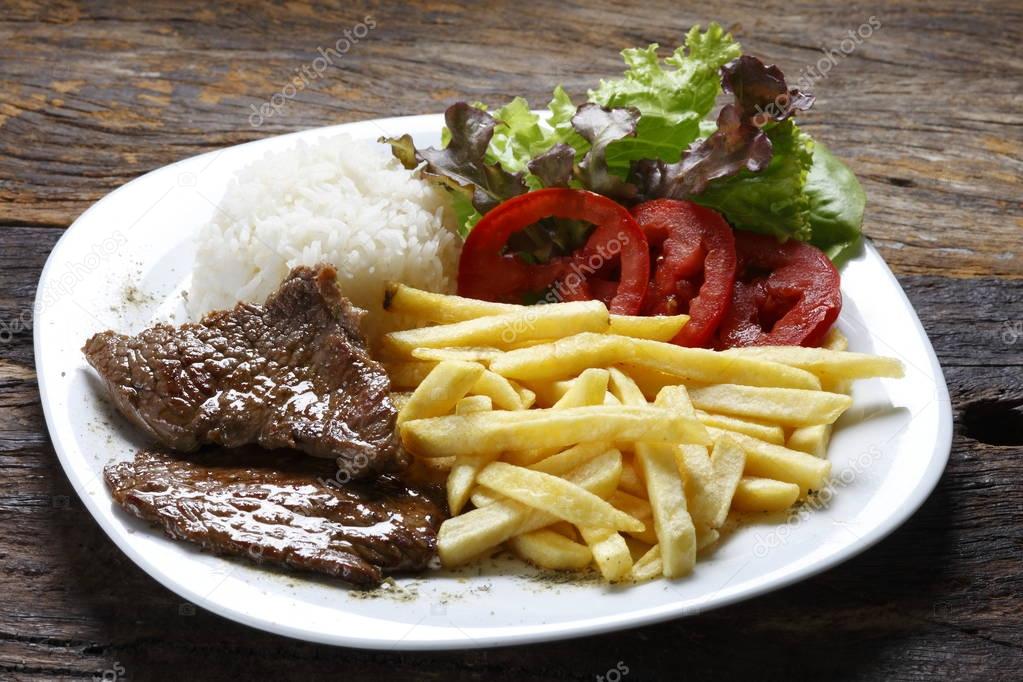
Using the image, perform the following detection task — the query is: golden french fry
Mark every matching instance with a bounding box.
[695,410,786,445]
[697,527,720,551]
[384,282,518,323]
[707,427,831,493]
[522,379,569,408]
[618,364,684,400]
[635,440,696,578]
[731,477,801,512]
[474,446,624,509]
[514,382,537,409]
[512,373,610,465]
[491,333,820,389]
[608,367,648,406]
[455,395,493,415]
[397,361,485,425]
[688,385,852,427]
[786,423,833,458]
[706,436,746,529]
[617,455,647,498]
[547,521,579,540]
[579,527,633,581]
[447,452,500,515]
[390,391,413,412]
[476,462,645,533]
[469,486,500,508]
[721,346,904,382]
[382,301,610,355]
[446,395,498,514]
[401,405,710,459]
[386,361,435,388]
[611,490,657,543]
[607,314,689,342]
[437,450,623,566]
[610,490,651,519]
[508,529,593,570]
[471,369,526,410]
[385,284,690,344]
[412,346,504,364]
[675,444,717,529]
[553,368,611,408]
[822,327,849,352]
[657,387,744,530]
[628,544,662,582]
[529,442,611,476]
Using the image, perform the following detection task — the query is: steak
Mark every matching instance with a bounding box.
[105,448,445,586]
[84,264,403,478]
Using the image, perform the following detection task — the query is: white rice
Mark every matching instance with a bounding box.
[189,134,461,342]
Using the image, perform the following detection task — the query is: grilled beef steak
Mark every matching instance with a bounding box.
[105,448,444,586]
[84,264,403,477]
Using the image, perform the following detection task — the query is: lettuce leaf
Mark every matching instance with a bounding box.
[546,86,589,159]
[691,120,816,241]
[382,103,526,218]
[805,143,866,264]
[589,24,741,174]
[572,103,640,199]
[485,87,590,190]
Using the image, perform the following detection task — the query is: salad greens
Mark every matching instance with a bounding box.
[383,23,865,261]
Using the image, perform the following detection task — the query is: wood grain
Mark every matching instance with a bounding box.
[0,0,1021,680]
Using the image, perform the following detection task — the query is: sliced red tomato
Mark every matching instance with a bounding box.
[718,231,842,347]
[631,199,737,347]
[457,189,650,314]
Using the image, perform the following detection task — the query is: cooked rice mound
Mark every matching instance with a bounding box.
[190,134,460,342]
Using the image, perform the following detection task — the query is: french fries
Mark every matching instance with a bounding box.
[695,410,786,445]
[412,346,503,364]
[708,427,831,493]
[508,529,593,570]
[722,346,904,382]
[437,449,623,566]
[688,384,852,427]
[607,314,690,342]
[490,333,821,389]
[471,369,528,410]
[383,283,892,584]
[476,462,645,533]
[786,423,833,458]
[384,282,518,323]
[383,300,610,356]
[398,360,484,424]
[385,282,688,341]
[731,477,801,512]
[579,526,634,581]
[400,405,710,459]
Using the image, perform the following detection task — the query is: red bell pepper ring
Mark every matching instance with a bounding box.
[718,231,842,347]
[457,189,650,315]
[631,199,737,347]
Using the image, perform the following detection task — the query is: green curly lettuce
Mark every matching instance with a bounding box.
[589,24,741,174]
[692,120,815,241]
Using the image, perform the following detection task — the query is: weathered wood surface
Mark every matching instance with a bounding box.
[0,0,1020,680]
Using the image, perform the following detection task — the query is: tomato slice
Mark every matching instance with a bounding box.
[631,199,737,347]
[457,189,650,314]
[718,231,842,347]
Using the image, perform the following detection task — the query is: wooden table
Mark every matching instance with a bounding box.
[1,1,1020,679]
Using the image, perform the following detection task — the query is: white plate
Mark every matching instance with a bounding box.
[35,114,952,650]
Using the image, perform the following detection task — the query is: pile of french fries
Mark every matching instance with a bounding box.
[380,283,904,583]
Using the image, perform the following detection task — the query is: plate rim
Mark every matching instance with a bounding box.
[33,114,954,650]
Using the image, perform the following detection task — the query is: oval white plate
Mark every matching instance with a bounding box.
[35,114,952,650]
